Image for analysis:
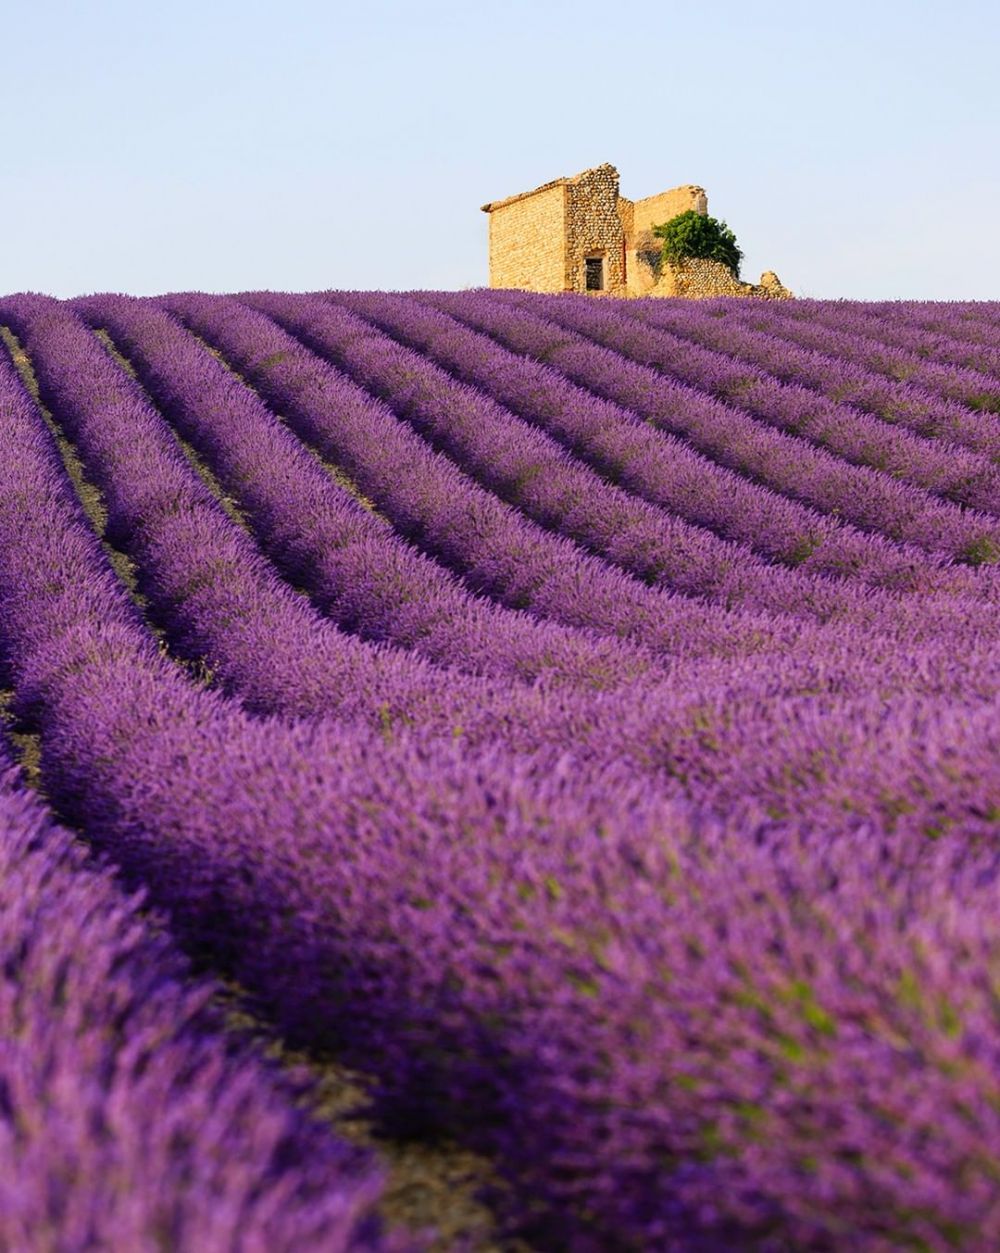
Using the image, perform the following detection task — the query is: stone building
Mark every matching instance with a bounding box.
[481,163,790,299]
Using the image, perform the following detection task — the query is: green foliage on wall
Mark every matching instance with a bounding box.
[653,210,743,277]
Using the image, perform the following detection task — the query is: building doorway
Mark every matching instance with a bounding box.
[585,255,605,292]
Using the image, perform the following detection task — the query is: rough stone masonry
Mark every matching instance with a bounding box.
[481,163,791,299]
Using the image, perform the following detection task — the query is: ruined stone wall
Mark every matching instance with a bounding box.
[616,196,634,240]
[631,185,708,237]
[650,258,792,300]
[623,185,709,296]
[563,164,626,296]
[624,247,661,297]
[487,184,566,292]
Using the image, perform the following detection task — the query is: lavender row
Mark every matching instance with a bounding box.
[13,293,647,751]
[491,289,1000,516]
[14,295,530,720]
[621,296,1000,461]
[728,297,1000,403]
[249,290,884,624]
[25,293,745,771]
[164,291,803,660]
[717,297,1000,421]
[3,318,1000,1247]
[15,296,999,809]
[41,294,1000,800]
[0,752,395,1252]
[827,302,1000,355]
[63,293,1000,789]
[904,302,1000,343]
[428,290,1000,564]
[326,290,945,593]
[778,298,1000,373]
[5,299,666,706]
[9,298,997,825]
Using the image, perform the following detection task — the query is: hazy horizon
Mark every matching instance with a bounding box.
[3,0,998,300]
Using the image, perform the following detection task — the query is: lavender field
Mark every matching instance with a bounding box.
[1,288,998,1251]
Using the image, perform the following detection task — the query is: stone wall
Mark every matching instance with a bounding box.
[649,258,793,300]
[486,183,566,292]
[624,184,709,296]
[630,185,707,237]
[617,196,634,240]
[563,164,626,296]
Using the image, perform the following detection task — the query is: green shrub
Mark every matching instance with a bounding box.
[653,210,743,277]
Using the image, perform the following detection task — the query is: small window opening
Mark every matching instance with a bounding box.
[585,256,605,292]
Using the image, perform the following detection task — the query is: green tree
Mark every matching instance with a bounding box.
[653,210,743,277]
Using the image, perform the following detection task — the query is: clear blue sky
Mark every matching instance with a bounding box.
[3,0,998,299]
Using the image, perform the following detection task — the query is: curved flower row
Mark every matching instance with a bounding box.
[164,291,800,659]
[325,289,944,591]
[621,296,1000,460]
[0,752,394,1252]
[486,289,1000,519]
[243,292,894,624]
[768,298,1000,385]
[39,294,666,694]
[9,293,650,747]
[426,290,1000,564]
[2,294,999,1250]
[34,295,997,794]
[856,301,1000,347]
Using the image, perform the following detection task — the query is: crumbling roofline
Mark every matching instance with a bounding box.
[481,163,620,214]
[482,177,571,214]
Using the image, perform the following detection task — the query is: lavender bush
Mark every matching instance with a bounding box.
[0,752,399,1251]
[425,290,1000,564]
[0,290,998,1250]
[487,289,1000,513]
